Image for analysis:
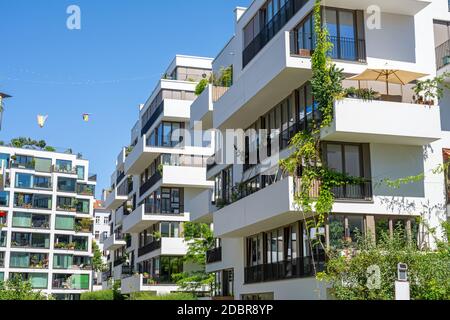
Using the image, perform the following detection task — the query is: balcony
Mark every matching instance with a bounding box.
[104,233,126,251]
[121,273,179,295]
[206,247,222,264]
[141,99,191,136]
[244,255,325,284]
[188,189,216,223]
[104,186,128,211]
[123,203,188,233]
[137,240,161,257]
[52,165,77,175]
[213,176,374,238]
[190,85,229,130]
[242,0,308,68]
[436,38,450,75]
[102,269,112,282]
[139,172,162,197]
[76,183,95,196]
[137,238,187,258]
[320,98,441,146]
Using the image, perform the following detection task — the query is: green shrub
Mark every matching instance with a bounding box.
[128,292,197,300]
[80,290,114,300]
[195,79,209,96]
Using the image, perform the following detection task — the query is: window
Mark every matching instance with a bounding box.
[55,160,72,173]
[15,173,33,189]
[34,157,52,173]
[160,222,181,238]
[95,217,100,224]
[11,273,48,289]
[57,177,77,193]
[0,231,6,247]
[55,216,75,231]
[76,199,90,214]
[95,231,100,240]
[213,167,233,205]
[34,176,51,189]
[10,252,48,269]
[147,122,184,148]
[103,217,108,225]
[11,232,50,249]
[0,252,4,268]
[0,211,6,226]
[102,231,108,241]
[14,155,34,169]
[0,191,9,207]
[214,269,234,297]
[52,274,89,290]
[0,153,10,169]
[76,166,85,180]
[57,196,75,211]
[12,212,50,229]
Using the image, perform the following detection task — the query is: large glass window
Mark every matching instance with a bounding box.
[10,252,48,269]
[52,274,89,290]
[147,122,184,148]
[76,166,85,180]
[55,160,73,173]
[15,173,33,189]
[11,232,50,249]
[13,155,34,169]
[55,216,75,231]
[34,157,52,173]
[57,177,77,193]
[76,199,90,214]
[0,231,6,247]
[11,273,48,289]
[34,176,51,189]
[0,191,9,207]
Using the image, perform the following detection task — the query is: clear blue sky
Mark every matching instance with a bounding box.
[0,0,250,198]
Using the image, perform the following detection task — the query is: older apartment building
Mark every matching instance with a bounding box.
[188,0,450,300]
[102,55,214,296]
[0,146,96,300]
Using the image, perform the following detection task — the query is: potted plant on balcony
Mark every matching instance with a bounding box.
[152,231,161,241]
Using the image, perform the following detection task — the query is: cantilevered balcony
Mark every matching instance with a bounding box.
[321,98,441,146]
[137,238,187,258]
[121,273,179,295]
[190,84,229,130]
[123,203,189,234]
[104,182,129,211]
[103,233,126,251]
[213,177,373,238]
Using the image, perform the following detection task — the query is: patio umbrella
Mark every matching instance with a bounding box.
[347,68,428,95]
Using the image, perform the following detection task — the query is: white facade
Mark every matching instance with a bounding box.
[0,146,96,300]
[92,204,110,290]
[189,0,450,300]
[102,55,214,296]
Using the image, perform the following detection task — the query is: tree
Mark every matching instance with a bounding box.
[92,240,106,272]
[317,225,450,300]
[0,275,52,300]
[172,222,215,294]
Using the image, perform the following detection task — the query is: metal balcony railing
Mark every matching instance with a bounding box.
[244,254,326,284]
[436,39,450,70]
[206,247,222,264]
[138,240,161,257]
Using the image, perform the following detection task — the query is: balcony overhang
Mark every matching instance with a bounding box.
[213,178,299,238]
[123,205,189,234]
[324,0,431,15]
[321,99,442,146]
[213,31,366,131]
[104,189,127,211]
[104,235,126,251]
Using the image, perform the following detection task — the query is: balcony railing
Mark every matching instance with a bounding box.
[243,0,308,68]
[121,265,134,278]
[141,101,164,136]
[102,270,111,282]
[52,165,77,175]
[116,172,125,185]
[113,257,127,267]
[244,255,326,284]
[138,240,161,257]
[436,39,450,70]
[304,179,373,201]
[139,172,162,197]
[289,32,366,63]
[144,203,184,216]
[76,184,95,196]
[206,247,222,264]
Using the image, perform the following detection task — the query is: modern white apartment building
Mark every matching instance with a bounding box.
[0,146,96,300]
[102,55,214,296]
[92,200,110,290]
[189,0,450,300]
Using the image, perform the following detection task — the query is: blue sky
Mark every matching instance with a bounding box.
[0,0,250,198]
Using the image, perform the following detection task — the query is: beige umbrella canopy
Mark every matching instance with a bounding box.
[347,68,428,95]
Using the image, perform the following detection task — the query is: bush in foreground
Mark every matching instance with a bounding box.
[128,292,197,300]
[80,290,114,300]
